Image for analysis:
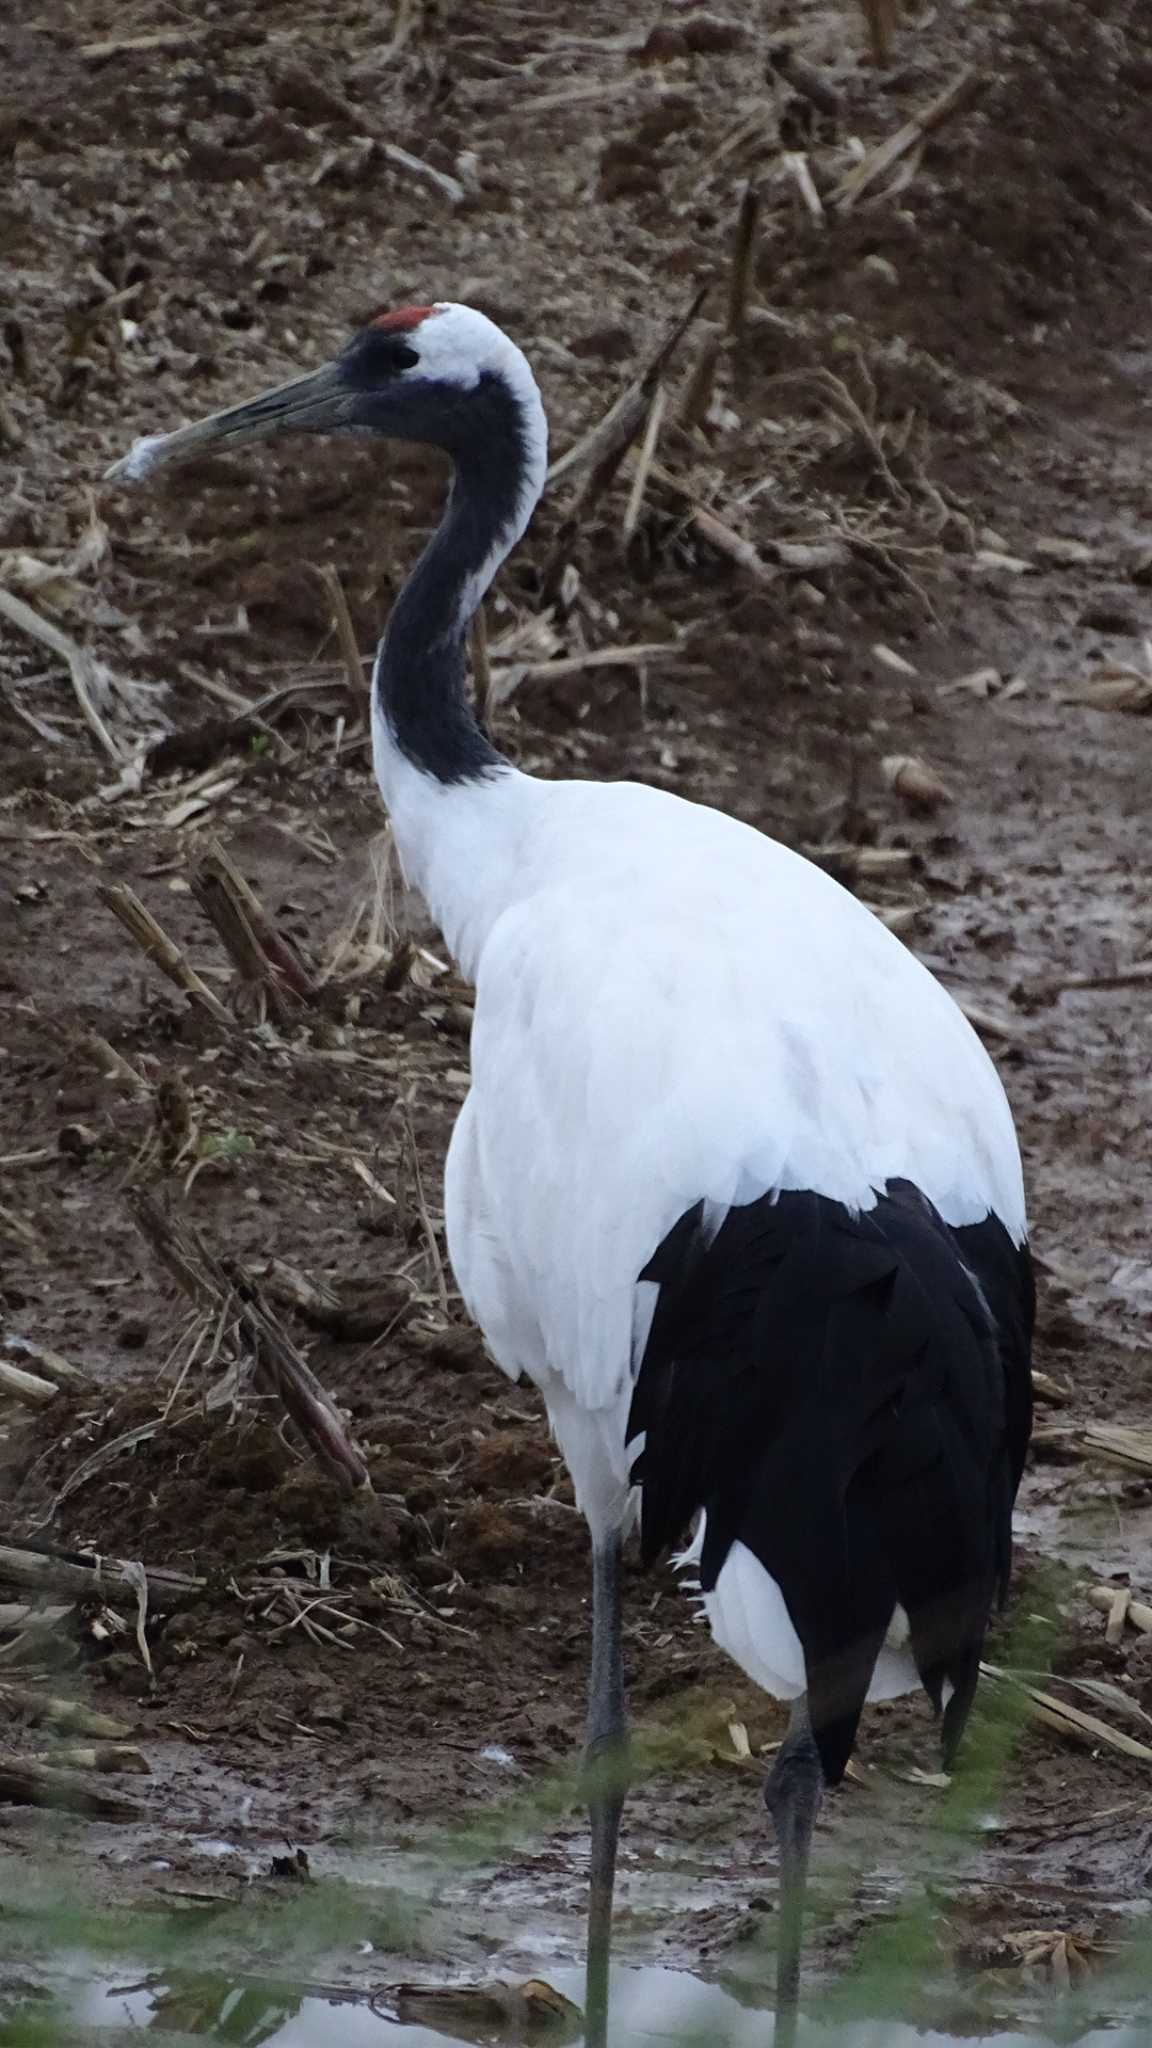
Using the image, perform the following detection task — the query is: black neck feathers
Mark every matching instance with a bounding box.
[375,369,532,786]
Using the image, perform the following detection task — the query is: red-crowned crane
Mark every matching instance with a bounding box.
[109,302,1035,2048]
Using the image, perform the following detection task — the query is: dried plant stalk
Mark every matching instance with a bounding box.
[543,285,708,595]
[832,68,982,209]
[0,586,123,761]
[0,1682,133,1740]
[192,840,318,1019]
[622,385,668,544]
[316,563,370,709]
[726,184,761,344]
[0,1542,202,1608]
[678,335,722,431]
[857,0,901,65]
[97,882,233,1028]
[33,1744,151,1775]
[0,1750,143,1820]
[0,1358,58,1407]
[130,1193,372,1493]
[636,456,780,587]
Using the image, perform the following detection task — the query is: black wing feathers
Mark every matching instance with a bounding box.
[628,1183,1033,1784]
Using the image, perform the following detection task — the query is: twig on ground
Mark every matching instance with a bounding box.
[982,1663,1152,1765]
[1029,964,1152,1004]
[2,1339,89,1393]
[781,151,825,224]
[0,1542,203,1609]
[82,26,205,57]
[375,0,414,65]
[0,1683,133,1740]
[130,1194,372,1492]
[632,457,780,586]
[32,1743,151,1774]
[398,1102,450,1318]
[953,999,1021,1044]
[97,883,233,1029]
[380,140,464,205]
[493,641,680,706]
[545,283,707,543]
[0,1750,144,1819]
[622,385,667,546]
[0,1358,58,1407]
[763,365,909,503]
[831,68,983,210]
[0,586,125,760]
[0,1202,39,1247]
[1031,1368,1073,1406]
[1048,1422,1152,1478]
[265,63,463,201]
[77,1032,149,1095]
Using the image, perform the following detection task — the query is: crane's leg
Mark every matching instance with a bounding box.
[764,1694,823,2048]
[583,1532,627,2048]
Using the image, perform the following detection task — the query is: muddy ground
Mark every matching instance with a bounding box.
[2,0,1152,2035]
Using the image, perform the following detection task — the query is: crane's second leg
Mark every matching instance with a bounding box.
[583,1532,627,2048]
[764,1694,823,2048]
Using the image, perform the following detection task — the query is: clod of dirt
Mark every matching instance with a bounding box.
[462,1432,556,1496]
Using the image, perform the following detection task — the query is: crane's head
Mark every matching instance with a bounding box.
[106,302,547,485]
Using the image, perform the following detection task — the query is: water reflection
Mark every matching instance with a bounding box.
[69,1962,1151,2047]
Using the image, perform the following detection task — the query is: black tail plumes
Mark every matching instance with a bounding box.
[628,1182,1034,1784]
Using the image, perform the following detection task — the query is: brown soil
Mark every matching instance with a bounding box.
[2,0,1152,2029]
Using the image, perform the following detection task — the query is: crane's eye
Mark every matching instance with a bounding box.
[342,329,422,385]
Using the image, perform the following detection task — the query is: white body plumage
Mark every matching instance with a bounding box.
[377,741,1026,1705]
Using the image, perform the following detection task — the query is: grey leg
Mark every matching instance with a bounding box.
[764,1694,824,2048]
[583,1533,627,2048]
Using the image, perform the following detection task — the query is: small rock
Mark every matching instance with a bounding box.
[881,754,951,812]
[856,254,899,289]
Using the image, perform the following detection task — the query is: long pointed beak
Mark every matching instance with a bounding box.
[104,360,350,483]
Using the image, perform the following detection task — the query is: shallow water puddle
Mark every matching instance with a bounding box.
[63,1964,1147,2045]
